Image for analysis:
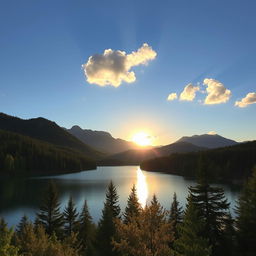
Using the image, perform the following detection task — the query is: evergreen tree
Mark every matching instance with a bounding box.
[169,192,183,239]
[189,160,229,255]
[15,222,79,256]
[37,181,64,236]
[63,196,79,236]
[16,215,29,235]
[236,167,256,256]
[97,181,121,256]
[0,218,19,256]
[78,200,96,256]
[123,185,142,224]
[174,196,211,256]
[113,195,173,256]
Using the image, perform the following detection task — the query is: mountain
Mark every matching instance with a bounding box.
[67,125,138,154]
[140,141,256,182]
[0,113,103,160]
[176,134,238,149]
[0,129,96,176]
[100,141,205,165]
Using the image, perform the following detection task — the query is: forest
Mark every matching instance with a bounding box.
[141,140,256,182]
[1,166,256,256]
[0,129,96,176]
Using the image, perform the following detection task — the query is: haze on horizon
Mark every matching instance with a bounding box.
[0,0,256,145]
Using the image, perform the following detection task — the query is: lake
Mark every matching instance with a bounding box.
[0,166,241,227]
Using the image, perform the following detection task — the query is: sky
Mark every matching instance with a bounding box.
[0,0,256,145]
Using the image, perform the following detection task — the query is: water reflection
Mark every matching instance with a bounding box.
[136,167,148,208]
[0,166,240,227]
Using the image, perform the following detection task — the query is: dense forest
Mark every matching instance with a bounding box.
[0,113,104,160]
[0,129,96,176]
[141,140,256,182]
[1,167,256,256]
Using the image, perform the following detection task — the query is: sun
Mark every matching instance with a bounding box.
[132,132,152,146]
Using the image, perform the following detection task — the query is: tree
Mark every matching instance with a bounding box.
[15,222,79,256]
[169,192,183,240]
[174,196,211,256]
[236,167,256,256]
[16,215,29,235]
[78,200,96,256]
[0,218,19,256]
[37,181,64,236]
[123,185,142,224]
[97,181,121,256]
[113,195,173,256]
[189,160,229,255]
[63,196,79,236]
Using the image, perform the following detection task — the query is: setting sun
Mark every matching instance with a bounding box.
[132,132,152,146]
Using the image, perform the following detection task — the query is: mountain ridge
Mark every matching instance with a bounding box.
[67,125,138,154]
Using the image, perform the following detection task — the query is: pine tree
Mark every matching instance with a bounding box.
[236,167,256,256]
[97,181,121,256]
[189,159,229,255]
[37,181,64,236]
[113,195,173,256]
[174,196,211,256]
[169,192,183,240]
[123,185,142,224]
[0,218,19,256]
[78,200,96,256]
[63,196,79,236]
[16,215,29,235]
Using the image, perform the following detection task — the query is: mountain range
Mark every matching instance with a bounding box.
[177,134,238,148]
[67,125,138,154]
[0,112,245,175]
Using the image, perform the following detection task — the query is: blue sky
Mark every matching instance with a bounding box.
[0,0,255,144]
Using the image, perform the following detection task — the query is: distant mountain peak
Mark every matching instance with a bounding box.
[177,134,238,149]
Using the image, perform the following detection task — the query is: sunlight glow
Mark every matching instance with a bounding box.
[136,167,148,208]
[132,131,152,146]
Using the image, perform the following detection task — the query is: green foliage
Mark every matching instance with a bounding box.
[63,196,79,236]
[169,192,183,240]
[123,185,142,224]
[0,218,19,256]
[236,167,256,256]
[0,112,103,160]
[37,181,64,236]
[141,141,256,181]
[174,197,211,256]
[0,129,96,175]
[78,200,96,256]
[113,195,173,256]
[15,222,79,256]
[97,181,121,256]
[189,163,230,256]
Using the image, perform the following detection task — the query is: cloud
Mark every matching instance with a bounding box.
[167,93,177,101]
[208,131,217,135]
[179,83,200,101]
[235,92,256,108]
[203,78,231,104]
[82,43,157,87]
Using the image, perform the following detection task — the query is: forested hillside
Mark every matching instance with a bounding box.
[0,129,96,176]
[141,141,256,181]
[100,142,204,165]
[0,113,103,160]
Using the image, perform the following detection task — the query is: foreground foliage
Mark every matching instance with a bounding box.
[1,167,256,256]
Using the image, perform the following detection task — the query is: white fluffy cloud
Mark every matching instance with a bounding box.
[235,92,256,108]
[167,93,177,101]
[203,78,231,104]
[179,83,200,101]
[82,43,157,87]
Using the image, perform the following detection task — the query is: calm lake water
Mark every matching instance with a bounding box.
[0,166,240,227]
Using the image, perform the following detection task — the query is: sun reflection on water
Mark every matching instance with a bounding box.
[136,167,148,208]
